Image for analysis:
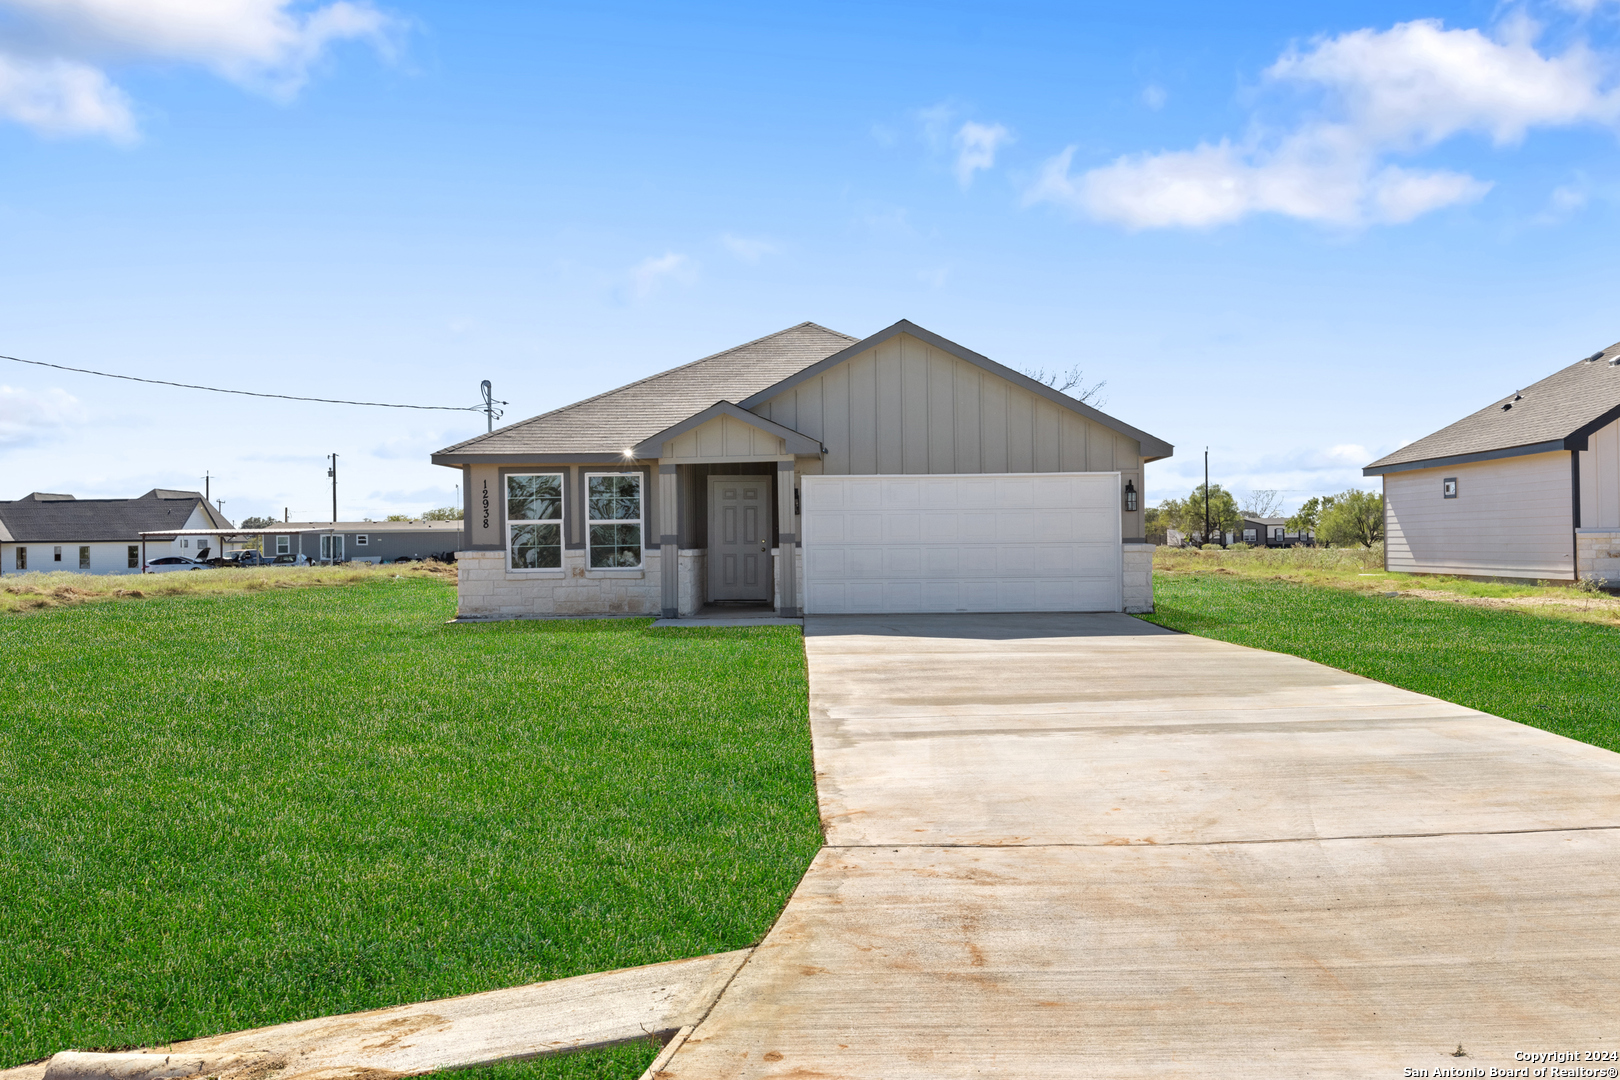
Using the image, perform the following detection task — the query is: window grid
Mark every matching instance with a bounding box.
[128,546,139,569]
[507,473,564,570]
[586,473,643,568]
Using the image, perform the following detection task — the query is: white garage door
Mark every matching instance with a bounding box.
[801,473,1123,614]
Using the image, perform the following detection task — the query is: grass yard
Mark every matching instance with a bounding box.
[1155,544,1620,626]
[1141,571,1620,754]
[0,576,821,1073]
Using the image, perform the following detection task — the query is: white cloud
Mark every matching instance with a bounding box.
[719,234,776,263]
[1142,84,1167,110]
[0,53,134,139]
[628,252,695,298]
[952,120,1011,186]
[0,0,398,138]
[0,385,86,446]
[1029,18,1618,228]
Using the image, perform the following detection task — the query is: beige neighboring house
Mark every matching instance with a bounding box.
[1364,343,1620,582]
[431,319,1174,619]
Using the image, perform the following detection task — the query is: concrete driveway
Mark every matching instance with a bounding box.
[664,613,1620,1078]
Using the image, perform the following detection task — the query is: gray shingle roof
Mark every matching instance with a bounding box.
[0,489,230,543]
[433,322,857,460]
[1365,343,1620,474]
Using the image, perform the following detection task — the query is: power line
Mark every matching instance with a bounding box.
[1,352,487,412]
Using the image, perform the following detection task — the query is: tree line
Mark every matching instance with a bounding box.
[1147,485,1383,548]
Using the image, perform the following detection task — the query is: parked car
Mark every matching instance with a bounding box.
[228,550,275,567]
[145,556,205,573]
[272,553,310,565]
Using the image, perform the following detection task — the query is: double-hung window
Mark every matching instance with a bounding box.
[79,546,91,569]
[507,473,563,569]
[586,473,642,568]
[128,545,139,568]
[277,535,290,555]
[16,547,26,570]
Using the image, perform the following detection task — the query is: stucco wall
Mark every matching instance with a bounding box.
[1123,542,1155,614]
[1383,451,1575,580]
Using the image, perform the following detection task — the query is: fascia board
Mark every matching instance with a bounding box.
[739,319,1176,461]
[1362,438,1571,476]
[430,452,639,466]
[630,401,825,457]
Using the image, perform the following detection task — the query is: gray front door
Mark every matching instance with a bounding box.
[709,476,773,602]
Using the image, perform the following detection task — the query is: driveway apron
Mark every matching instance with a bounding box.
[664,613,1620,1078]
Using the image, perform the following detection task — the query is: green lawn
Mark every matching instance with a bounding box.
[0,577,821,1072]
[1140,572,1620,754]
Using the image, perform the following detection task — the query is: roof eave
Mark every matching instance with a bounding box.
[1363,437,1575,476]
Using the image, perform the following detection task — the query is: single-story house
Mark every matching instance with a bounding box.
[1364,343,1620,582]
[267,519,464,564]
[1241,516,1314,547]
[0,489,234,576]
[431,319,1173,618]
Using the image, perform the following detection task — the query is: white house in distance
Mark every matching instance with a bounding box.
[0,489,232,576]
[1364,343,1620,583]
[432,319,1173,619]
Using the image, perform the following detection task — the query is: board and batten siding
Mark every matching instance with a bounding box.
[662,414,787,461]
[1578,416,1620,529]
[752,332,1146,537]
[1384,451,1574,579]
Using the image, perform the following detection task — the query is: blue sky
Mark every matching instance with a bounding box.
[4,0,1620,520]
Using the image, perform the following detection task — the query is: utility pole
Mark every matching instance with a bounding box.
[1198,446,1211,550]
[328,454,338,523]
[481,380,506,433]
[202,471,211,503]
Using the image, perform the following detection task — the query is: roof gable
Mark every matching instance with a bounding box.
[431,322,856,463]
[742,320,1174,462]
[0,489,223,543]
[632,401,825,458]
[1365,343,1620,474]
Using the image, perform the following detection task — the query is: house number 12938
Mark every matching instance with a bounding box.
[482,479,490,530]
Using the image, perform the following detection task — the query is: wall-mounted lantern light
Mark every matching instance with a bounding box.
[1124,480,1138,512]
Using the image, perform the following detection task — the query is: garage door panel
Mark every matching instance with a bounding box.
[883,514,922,543]
[803,473,1123,614]
[847,547,885,577]
[885,547,923,575]
[849,516,884,542]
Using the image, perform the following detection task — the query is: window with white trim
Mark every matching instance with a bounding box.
[128,545,139,568]
[17,546,27,570]
[586,473,642,568]
[507,473,563,569]
[356,534,368,546]
[79,546,90,569]
[277,535,290,555]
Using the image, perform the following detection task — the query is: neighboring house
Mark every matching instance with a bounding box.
[263,519,464,564]
[1241,516,1314,547]
[431,319,1173,618]
[0,489,232,576]
[1364,344,1620,582]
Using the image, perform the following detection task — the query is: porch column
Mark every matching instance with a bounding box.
[659,463,678,619]
[776,459,799,617]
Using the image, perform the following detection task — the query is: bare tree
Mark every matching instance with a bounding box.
[1023,365,1106,407]
[1241,489,1284,519]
